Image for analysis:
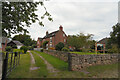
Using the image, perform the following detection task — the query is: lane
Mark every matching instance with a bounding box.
[28,51,40,71]
[33,51,59,73]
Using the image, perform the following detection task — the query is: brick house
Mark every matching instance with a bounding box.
[37,25,67,49]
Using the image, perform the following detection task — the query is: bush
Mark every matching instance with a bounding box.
[62,47,69,52]
[55,42,64,51]
[20,46,28,53]
[5,46,12,52]
[28,46,33,50]
[41,49,43,52]
[13,49,24,53]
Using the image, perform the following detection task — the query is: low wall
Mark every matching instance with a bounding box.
[43,50,119,71]
[70,53,119,71]
[44,50,68,62]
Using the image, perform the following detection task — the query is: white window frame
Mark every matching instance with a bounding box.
[63,34,65,37]
[64,39,66,42]
[0,43,2,48]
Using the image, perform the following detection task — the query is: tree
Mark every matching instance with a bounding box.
[12,34,36,46]
[20,46,28,53]
[67,33,94,51]
[2,1,53,37]
[55,42,64,51]
[107,23,120,53]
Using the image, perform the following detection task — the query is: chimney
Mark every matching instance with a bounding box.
[46,31,48,35]
[59,25,63,31]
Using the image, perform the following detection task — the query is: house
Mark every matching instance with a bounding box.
[37,25,67,49]
[7,40,24,49]
[0,37,9,51]
[95,37,108,53]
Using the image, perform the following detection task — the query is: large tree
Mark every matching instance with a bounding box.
[2,1,53,37]
[108,23,120,52]
[67,33,94,51]
[12,34,36,46]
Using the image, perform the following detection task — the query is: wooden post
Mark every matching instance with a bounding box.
[95,43,97,54]
[2,52,8,80]
[13,53,16,68]
[10,53,13,72]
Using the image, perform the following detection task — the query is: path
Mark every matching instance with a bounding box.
[33,52,59,73]
[28,51,40,71]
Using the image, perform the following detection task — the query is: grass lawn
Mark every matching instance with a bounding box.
[70,52,105,55]
[8,52,31,78]
[31,51,48,78]
[34,51,119,78]
[34,50,68,71]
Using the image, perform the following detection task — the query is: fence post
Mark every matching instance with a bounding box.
[10,53,13,72]
[18,52,20,65]
[68,53,72,71]
[13,52,16,68]
[2,52,9,80]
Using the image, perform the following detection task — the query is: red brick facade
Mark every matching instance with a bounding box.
[37,26,67,49]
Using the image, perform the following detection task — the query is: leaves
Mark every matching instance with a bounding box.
[2,1,53,37]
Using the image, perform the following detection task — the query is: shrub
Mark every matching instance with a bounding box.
[13,49,24,53]
[62,47,69,52]
[20,46,28,53]
[55,42,64,51]
[43,41,49,49]
[5,46,12,52]
[28,46,33,50]
[41,49,43,52]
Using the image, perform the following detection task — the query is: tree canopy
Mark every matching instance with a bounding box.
[67,33,94,51]
[12,34,36,46]
[2,1,53,37]
[107,23,120,53]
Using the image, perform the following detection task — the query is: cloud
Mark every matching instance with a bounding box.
[27,0,118,41]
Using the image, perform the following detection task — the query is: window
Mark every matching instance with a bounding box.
[63,34,65,37]
[50,43,52,47]
[0,43,1,48]
[50,37,52,43]
[64,39,66,42]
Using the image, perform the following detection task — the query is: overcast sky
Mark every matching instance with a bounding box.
[25,0,119,41]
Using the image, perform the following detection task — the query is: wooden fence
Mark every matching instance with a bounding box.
[2,52,21,80]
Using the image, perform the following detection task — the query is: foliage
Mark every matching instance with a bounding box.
[107,23,120,53]
[42,41,49,49]
[5,46,12,52]
[12,34,36,46]
[28,46,33,50]
[20,46,28,53]
[55,42,64,51]
[107,44,119,53]
[2,1,53,37]
[62,47,69,52]
[67,33,94,51]
[13,49,24,53]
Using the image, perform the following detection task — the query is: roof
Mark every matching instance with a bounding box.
[0,37,10,43]
[8,40,23,46]
[97,38,108,44]
[43,30,59,39]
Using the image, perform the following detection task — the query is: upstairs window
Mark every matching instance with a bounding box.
[63,34,65,37]
[0,43,2,48]
[50,37,52,43]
